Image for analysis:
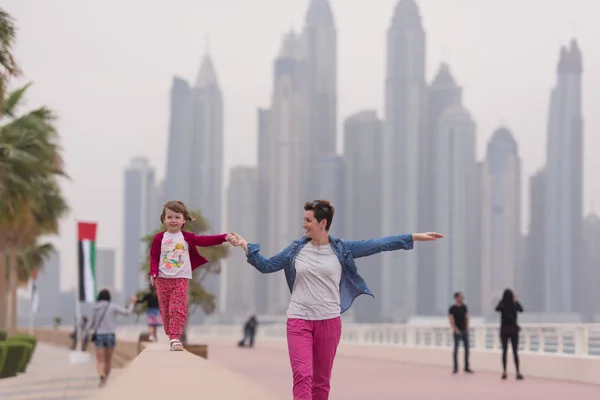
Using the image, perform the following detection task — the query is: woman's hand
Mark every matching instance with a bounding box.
[129,295,138,304]
[412,232,444,241]
[229,232,249,254]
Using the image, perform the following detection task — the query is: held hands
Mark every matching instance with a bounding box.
[412,232,444,241]
[228,232,246,246]
[227,232,249,253]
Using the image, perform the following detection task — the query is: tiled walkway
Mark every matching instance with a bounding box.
[204,338,600,399]
[0,343,119,400]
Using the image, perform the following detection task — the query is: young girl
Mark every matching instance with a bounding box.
[149,200,229,351]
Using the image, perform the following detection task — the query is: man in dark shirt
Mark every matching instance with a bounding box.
[448,292,473,374]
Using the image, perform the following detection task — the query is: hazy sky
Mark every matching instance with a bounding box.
[5,0,599,291]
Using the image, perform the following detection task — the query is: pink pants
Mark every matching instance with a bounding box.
[287,317,342,400]
[155,277,188,341]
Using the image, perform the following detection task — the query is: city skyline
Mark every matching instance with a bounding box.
[5,0,599,299]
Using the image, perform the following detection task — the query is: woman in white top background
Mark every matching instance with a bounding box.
[229,199,442,400]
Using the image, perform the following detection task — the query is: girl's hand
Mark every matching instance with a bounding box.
[412,232,444,241]
[150,276,156,286]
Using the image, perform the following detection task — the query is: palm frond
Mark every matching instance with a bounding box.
[2,83,31,119]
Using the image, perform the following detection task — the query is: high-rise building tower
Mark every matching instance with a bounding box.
[224,167,258,316]
[480,127,521,314]
[544,40,583,313]
[301,0,337,200]
[188,54,224,233]
[343,110,383,322]
[417,63,462,315]
[433,104,477,313]
[163,55,224,233]
[265,31,307,314]
[523,169,546,312]
[123,158,160,297]
[382,0,427,320]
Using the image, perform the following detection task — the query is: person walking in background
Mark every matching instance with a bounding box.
[238,315,258,348]
[86,289,137,387]
[449,292,473,374]
[496,288,524,380]
[136,284,162,342]
[149,200,230,351]
[229,199,443,400]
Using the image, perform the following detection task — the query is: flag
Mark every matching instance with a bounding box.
[31,270,39,314]
[78,222,97,303]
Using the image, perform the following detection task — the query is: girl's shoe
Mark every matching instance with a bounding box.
[516,373,524,380]
[501,373,507,380]
[170,339,184,351]
[99,376,106,387]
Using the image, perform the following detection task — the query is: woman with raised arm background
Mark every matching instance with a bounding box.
[229,199,443,400]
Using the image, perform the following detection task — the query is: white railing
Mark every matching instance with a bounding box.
[114,323,600,358]
[181,323,600,358]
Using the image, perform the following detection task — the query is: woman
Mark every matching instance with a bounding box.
[136,284,162,342]
[229,200,443,399]
[86,289,136,387]
[495,288,524,380]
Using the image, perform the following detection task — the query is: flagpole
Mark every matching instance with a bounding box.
[29,274,38,336]
[28,281,34,335]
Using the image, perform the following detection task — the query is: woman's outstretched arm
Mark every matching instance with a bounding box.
[229,232,290,273]
[344,232,443,259]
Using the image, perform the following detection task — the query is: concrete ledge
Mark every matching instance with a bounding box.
[88,343,279,399]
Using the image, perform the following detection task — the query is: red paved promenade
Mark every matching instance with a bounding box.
[204,338,600,399]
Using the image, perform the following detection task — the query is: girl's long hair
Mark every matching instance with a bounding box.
[501,288,516,314]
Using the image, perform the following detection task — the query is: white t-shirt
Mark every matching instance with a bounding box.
[286,242,342,320]
[158,231,192,279]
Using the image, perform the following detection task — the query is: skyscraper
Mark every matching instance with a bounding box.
[343,110,383,322]
[163,55,224,232]
[301,0,337,200]
[188,54,224,233]
[382,0,427,320]
[224,167,258,316]
[164,77,192,202]
[433,104,477,314]
[315,155,345,237]
[264,31,307,314]
[417,63,462,315]
[123,158,159,298]
[523,169,546,312]
[96,248,117,292]
[480,127,521,315]
[544,40,583,313]
[578,214,600,320]
[255,108,272,314]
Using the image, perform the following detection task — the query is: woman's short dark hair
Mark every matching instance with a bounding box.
[97,289,111,302]
[304,200,335,231]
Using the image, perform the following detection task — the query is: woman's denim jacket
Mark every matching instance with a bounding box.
[246,234,414,314]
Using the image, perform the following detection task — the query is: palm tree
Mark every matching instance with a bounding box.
[0,9,20,76]
[0,8,21,116]
[0,84,68,331]
[140,210,228,342]
[17,241,55,284]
